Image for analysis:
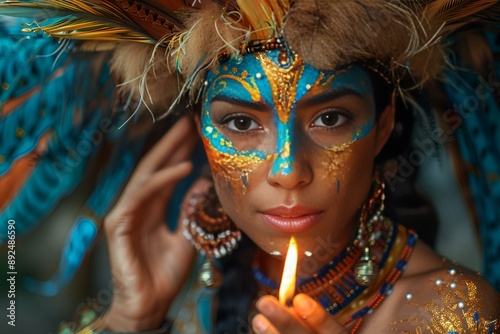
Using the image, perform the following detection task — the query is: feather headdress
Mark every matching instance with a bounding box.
[0,0,498,114]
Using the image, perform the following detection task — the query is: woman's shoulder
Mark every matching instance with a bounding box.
[386,240,499,333]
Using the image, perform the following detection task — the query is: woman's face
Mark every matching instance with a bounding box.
[199,50,393,274]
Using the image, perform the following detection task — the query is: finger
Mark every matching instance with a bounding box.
[122,118,197,198]
[293,294,348,334]
[136,116,196,174]
[109,161,193,224]
[252,314,280,334]
[157,125,198,169]
[130,161,193,207]
[256,295,306,333]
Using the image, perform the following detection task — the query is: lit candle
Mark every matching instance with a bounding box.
[278,236,298,305]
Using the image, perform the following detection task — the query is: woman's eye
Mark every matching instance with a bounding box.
[311,111,348,128]
[224,116,261,132]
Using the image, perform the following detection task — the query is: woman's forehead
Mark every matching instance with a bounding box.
[204,50,374,111]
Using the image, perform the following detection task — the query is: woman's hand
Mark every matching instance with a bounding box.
[252,294,349,334]
[101,117,200,332]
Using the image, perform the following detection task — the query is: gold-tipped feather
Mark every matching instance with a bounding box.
[423,0,499,32]
[235,0,290,39]
[20,18,151,43]
[0,0,190,44]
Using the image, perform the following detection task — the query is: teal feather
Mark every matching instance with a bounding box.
[0,18,156,295]
[25,132,146,296]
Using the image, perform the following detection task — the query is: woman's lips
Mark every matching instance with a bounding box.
[258,206,322,233]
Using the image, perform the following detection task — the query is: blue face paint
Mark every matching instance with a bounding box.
[201,50,376,180]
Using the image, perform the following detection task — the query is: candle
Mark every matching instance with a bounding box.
[278,236,298,305]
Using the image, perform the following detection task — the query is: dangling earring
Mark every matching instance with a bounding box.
[353,175,385,286]
[183,183,241,287]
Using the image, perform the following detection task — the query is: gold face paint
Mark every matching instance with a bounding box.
[321,143,354,179]
[257,52,304,123]
[202,136,265,193]
[212,74,262,103]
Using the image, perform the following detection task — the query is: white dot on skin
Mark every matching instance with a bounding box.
[449,269,456,276]
[204,81,209,86]
[435,279,442,286]
[458,302,465,308]
[304,251,313,257]
[306,84,312,90]
[405,293,412,300]
[255,73,262,79]
[450,283,457,289]
[271,250,281,256]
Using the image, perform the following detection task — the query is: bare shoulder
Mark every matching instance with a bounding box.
[386,240,500,333]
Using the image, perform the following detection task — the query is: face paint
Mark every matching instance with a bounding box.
[257,51,305,175]
[201,65,267,191]
[201,49,376,188]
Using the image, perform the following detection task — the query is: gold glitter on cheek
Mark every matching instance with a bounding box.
[320,142,353,178]
[202,137,265,195]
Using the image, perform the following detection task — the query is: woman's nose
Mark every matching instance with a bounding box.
[267,141,313,189]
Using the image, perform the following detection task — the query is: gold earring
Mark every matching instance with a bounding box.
[353,176,385,286]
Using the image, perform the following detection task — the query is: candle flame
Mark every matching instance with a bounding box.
[279,236,298,305]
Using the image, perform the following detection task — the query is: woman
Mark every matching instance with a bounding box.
[0,0,499,333]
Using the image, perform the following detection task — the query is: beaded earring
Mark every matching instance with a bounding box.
[183,184,241,259]
[353,175,386,286]
[183,183,241,288]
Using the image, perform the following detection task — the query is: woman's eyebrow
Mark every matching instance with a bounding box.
[304,88,364,107]
[211,96,269,112]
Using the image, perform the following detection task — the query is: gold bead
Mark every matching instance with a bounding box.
[198,259,222,289]
[354,247,379,286]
